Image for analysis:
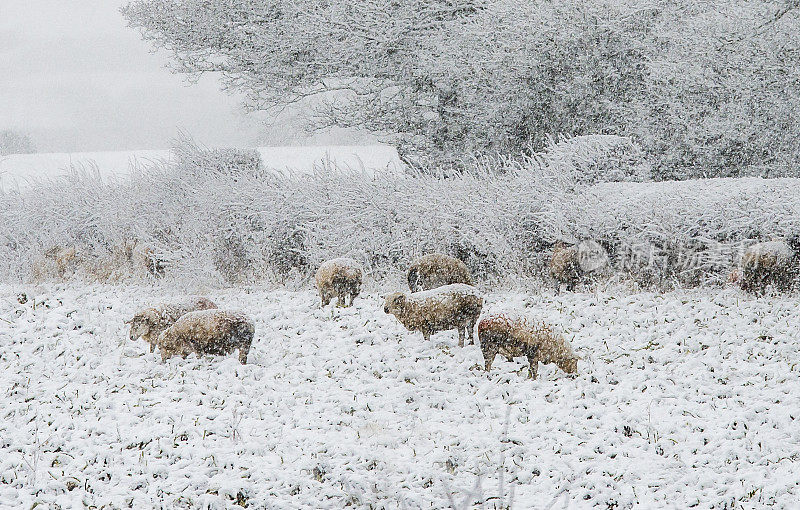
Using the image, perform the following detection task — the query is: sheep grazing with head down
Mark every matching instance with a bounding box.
[157,309,255,364]
[733,240,796,294]
[315,258,363,307]
[126,297,218,353]
[548,240,609,291]
[478,314,579,379]
[384,283,483,346]
[407,253,473,292]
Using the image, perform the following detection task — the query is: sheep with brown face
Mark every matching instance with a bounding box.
[156,309,255,364]
[548,240,609,291]
[478,314,579,379]
[126,297,218,353]
[734,240,796,294]
[384,283,483,346]
[407,253,472,293]
[315,258,363,307]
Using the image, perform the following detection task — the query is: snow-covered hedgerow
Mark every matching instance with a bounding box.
[0,144,798,288]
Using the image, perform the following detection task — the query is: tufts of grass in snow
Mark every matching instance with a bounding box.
[1,284,799,508]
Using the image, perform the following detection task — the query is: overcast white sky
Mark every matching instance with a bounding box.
[1,1,370,152]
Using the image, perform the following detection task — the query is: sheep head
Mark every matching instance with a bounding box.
[127,310,153,341]
[383,292,406,315]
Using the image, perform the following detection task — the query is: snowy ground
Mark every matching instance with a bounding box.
[0,146,402,192]
[0,284,799,509]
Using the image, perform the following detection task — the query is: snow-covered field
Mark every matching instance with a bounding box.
[1,284,799,509]
[0,146,402,191]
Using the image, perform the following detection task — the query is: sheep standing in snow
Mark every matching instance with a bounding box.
[733,240,796,294]
[31,245,82,281]
[548,240,609,291]
[126,297,218,352]
[383,283,483,346]
[157,309,255,364]
[315,258,363,307]
[407,253,472,292]
[92,241,166,281]
[478,314,578,379]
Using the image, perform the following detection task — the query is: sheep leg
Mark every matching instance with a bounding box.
[320,291,331,307]
[422,330,431,343]
[483,346,499,372]
[336,290,347,307]
[149,341,155,353]
[467,319,476,345]
[238,344,251,364]
[458,327,465,347]
[527,357,539,379]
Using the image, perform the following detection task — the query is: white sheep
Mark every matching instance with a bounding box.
[383,283,483,346]
[157,309,255,364]
[478,314,578,379]
[315,257,364,307]
[548,240,609,291]
[126,297,218,352]
[407,253,472,292]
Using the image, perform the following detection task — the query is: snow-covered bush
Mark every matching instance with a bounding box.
[0,129,36,156]
[170,138,262,176]
[534,135,652,185]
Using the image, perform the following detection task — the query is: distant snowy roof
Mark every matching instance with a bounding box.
[0,145,403,191]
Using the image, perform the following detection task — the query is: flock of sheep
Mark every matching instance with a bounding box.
[124,237,798,379]
[549,238,799,294]
[128,253,579,379]
[324,253,579,379]
[126,253,579,379]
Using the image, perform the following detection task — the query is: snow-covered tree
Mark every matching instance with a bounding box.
[122,0,800,177]
[0,130,36,156]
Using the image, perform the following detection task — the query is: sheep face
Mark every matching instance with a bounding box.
[333,273,361,301]
[383,292,405,315]
[127,311,153,342]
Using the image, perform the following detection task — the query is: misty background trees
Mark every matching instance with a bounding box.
[0,130,36,156]
[121,0,799,178]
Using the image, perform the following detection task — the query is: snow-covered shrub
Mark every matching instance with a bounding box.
[213,235,252,284]
[1,140,799,289]
[170,138,262,176]
[535,135,652,186]
[266,224,310,281]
